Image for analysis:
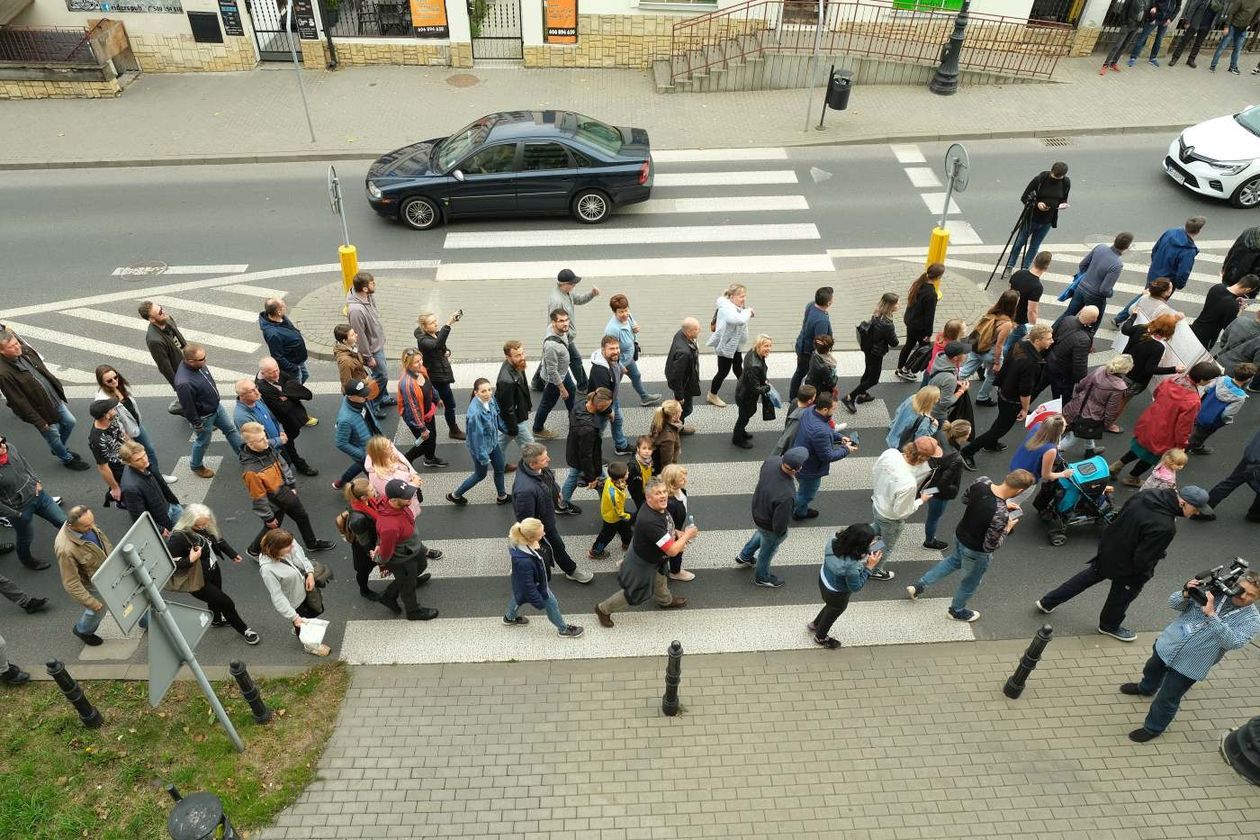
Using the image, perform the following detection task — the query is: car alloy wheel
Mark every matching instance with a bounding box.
[1231,176,1260,209]
[401,196,440,230]
[572,189,610,224]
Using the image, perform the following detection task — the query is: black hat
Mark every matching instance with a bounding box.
[385,478,417,501]
[557,268,581,285]
[344,378,370,397]
[89,398,119,420]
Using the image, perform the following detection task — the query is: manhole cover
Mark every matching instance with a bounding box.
[116,260,169,279]
[446,73,480,88]
[1041,137,1072,147]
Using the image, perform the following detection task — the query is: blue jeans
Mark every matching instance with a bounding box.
[623,359,652,401]
[532,375,576,432]
[1212,25,1247,71]
[15,490,67,562]
[870,507,905,571]
[560,467,588,505]
[39,401,77,463]
[1006,220,1051,271]
[370,349,390,406]
[506,591,568,631]
[297,361,310,384]
[1129,21,1168,61]
[960,348,996,401]
[166,503,184,526]
[599,398,629,451]
[793,476,822,517]
[923,497,949,542]
[454,447,506,498]
[1138,645,1197,734]
[739,528,787,581]
[75,585,107,635]
[916,538,991,612]
[497,424,535,460]
[190,404,244,469]
[1001,322,1028,361]
[432,381,458,431]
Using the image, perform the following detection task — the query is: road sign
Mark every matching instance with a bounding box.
[944,143,970,193]
[92,512,173,636]
[149,601,212,707]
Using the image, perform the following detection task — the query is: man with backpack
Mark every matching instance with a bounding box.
[1187,363,1256,455]
[773,385,817,456]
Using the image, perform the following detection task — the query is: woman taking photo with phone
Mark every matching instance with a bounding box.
[808,524,883,649]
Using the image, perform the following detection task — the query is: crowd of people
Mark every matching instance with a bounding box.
[1101,0,1260,75]
[3,202,1260,743]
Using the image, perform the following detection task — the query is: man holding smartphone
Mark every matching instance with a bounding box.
[906,469,1036,622]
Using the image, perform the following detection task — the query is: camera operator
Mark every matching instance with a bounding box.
[1002,161,1070,279]
[1121,569,1260,743]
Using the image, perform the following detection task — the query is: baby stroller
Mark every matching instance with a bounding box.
[1037,454,1116,546]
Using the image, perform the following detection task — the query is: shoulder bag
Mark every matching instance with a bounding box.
[1069,379,1105,440]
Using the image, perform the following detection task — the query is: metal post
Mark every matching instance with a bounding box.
[661,640,683,716]
[802,0,826,131]
[938,159,957,231]
[317,0,338,69]
[1003,624,1053,699]
[45,659,104,729]
[929,0,971,96]
[1221,716,1260,785]
[123,545,245,752]
[285,4,318,143]
[229,661,274,724]
[817,63,834,131]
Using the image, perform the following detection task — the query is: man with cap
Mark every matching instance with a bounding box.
[546,268,600,392]
[736,446,809,588]
[233,378,317,477]
[1033,484,1212,642]
[87,398,131,507]
[925,340,971,429]
[869,437,941,582]
[333,378,383,490]
[372,477,440,621]
[907,469,1036,623]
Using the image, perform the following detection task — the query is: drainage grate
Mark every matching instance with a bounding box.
[1041,137,1072,147]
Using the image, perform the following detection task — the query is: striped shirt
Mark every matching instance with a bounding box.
[1154,590,1260,682]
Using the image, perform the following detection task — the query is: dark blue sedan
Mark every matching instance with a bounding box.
[365,110,653,230]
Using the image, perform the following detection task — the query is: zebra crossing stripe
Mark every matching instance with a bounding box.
[146,296,260,324]
[63,308,262,353]
[435,254,836,281]
[653,170,799,187]
[443,223,820,250]
[620,195,810,214]
[651,147,789,162]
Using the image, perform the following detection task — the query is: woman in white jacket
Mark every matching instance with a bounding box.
[258,528,330,656]
[705,283,755,407]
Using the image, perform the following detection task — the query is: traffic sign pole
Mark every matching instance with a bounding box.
[122,544,244,753]
[329,165,358,293]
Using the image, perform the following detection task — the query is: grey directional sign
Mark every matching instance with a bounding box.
[91,512,174,636]
[149,601,212,707]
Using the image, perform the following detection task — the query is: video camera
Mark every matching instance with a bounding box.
[1186,558,1250,607]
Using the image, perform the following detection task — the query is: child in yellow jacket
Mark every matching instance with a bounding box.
[589,461,632,560]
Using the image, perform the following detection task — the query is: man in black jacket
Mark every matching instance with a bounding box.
[588,336,631,456]
[1042,305,1098,400]
[736,447,807,588]
[512,443,593,583]
[495,340,534,474]
[139,301,188,415]
[256,356,316,456]
[1034,486,1210,642]
[174,344,244,479]
[0,438,66,570]
[664,318,701,435]
[560,388,614,511]
[1003,162,1070,277]
[962,325,1054,470]
[117,441,181,536]
[0,331,90,472]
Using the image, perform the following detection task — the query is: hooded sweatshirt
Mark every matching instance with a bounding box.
[871,448,928,521]
[1134,375,1206,455]
[925,352,961,423]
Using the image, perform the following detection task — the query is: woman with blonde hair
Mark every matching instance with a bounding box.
[733,333,774,449]
[170,503,251,634]
[660,464,696,582]
[706,282,755,407]
[503,518,584,637]
[397,347,447,468]
[650,399,684,470]
[365,435,422,517]
[886,386,942,450]
[414,310,464,440]
[1011,414,1074,490]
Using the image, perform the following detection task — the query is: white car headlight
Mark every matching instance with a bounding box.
[1207,160,1252,176]
[367,182,383,200]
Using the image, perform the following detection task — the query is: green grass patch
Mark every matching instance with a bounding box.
[0,662,349,840]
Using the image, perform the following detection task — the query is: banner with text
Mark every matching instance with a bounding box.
[410,0,449,37]
[543,0,577,44]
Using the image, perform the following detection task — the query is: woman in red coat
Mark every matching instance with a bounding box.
[1110,361,1221,487]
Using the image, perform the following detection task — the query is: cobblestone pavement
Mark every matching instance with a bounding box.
[258,634,1260,840]
[0,56,1251,168]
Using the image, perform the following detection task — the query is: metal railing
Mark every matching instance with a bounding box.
[327,0,415,38]
[0,25,99,64]
[670,0,1074,82]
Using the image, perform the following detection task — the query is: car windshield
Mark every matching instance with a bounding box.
[572,113,623,155]
[1236,106,1260,138]
[435,119,492,171]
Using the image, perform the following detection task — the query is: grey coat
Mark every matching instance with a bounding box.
[259,544,314,622]
[548,286,596,341]
[346,290,385,354]
[539,332,571,386]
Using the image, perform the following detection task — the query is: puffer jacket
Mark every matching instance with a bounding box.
[1227,0,1260,28]
[565,401,605,481]
[706,294,752,358]
[925,352,961,424]
[1216,316,1260,370]
[861,314,899,358]
[509,544,553,609]
[239,443,295,520]
[1044,315,1092,392]
[1063,366,1128,426]
[0,444,40,518]
[512,462,561,536]
[1134,375,1203,455]
[415,325,455,384]
[334,398,383,462]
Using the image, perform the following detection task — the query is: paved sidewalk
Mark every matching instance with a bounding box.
[258,633,1260,839]
[1,56,1254,169]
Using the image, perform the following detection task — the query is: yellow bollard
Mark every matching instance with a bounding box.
[926,227,950,268]
[339,244,359,294]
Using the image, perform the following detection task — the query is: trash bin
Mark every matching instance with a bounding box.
[826,69,853,111]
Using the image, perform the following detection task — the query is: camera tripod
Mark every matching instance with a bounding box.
[984,201,1034,292]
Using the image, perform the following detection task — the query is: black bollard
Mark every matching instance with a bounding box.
[45,659,104,729]
[661,640,683,717]
[1221,716,1260,785]
[1003,624,1054,699]
[229,660,273,724]
[166,785,239,839]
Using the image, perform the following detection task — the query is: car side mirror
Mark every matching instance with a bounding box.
[452,170,465,182]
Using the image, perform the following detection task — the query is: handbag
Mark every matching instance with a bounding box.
[297,559,335,616]
[633,340,642,362]
[1068,379,1105,439]
[761,393,777,421]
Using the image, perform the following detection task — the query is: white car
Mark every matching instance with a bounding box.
[1165,106,1260,208]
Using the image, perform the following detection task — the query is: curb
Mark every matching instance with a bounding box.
[0,125,1185,171]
